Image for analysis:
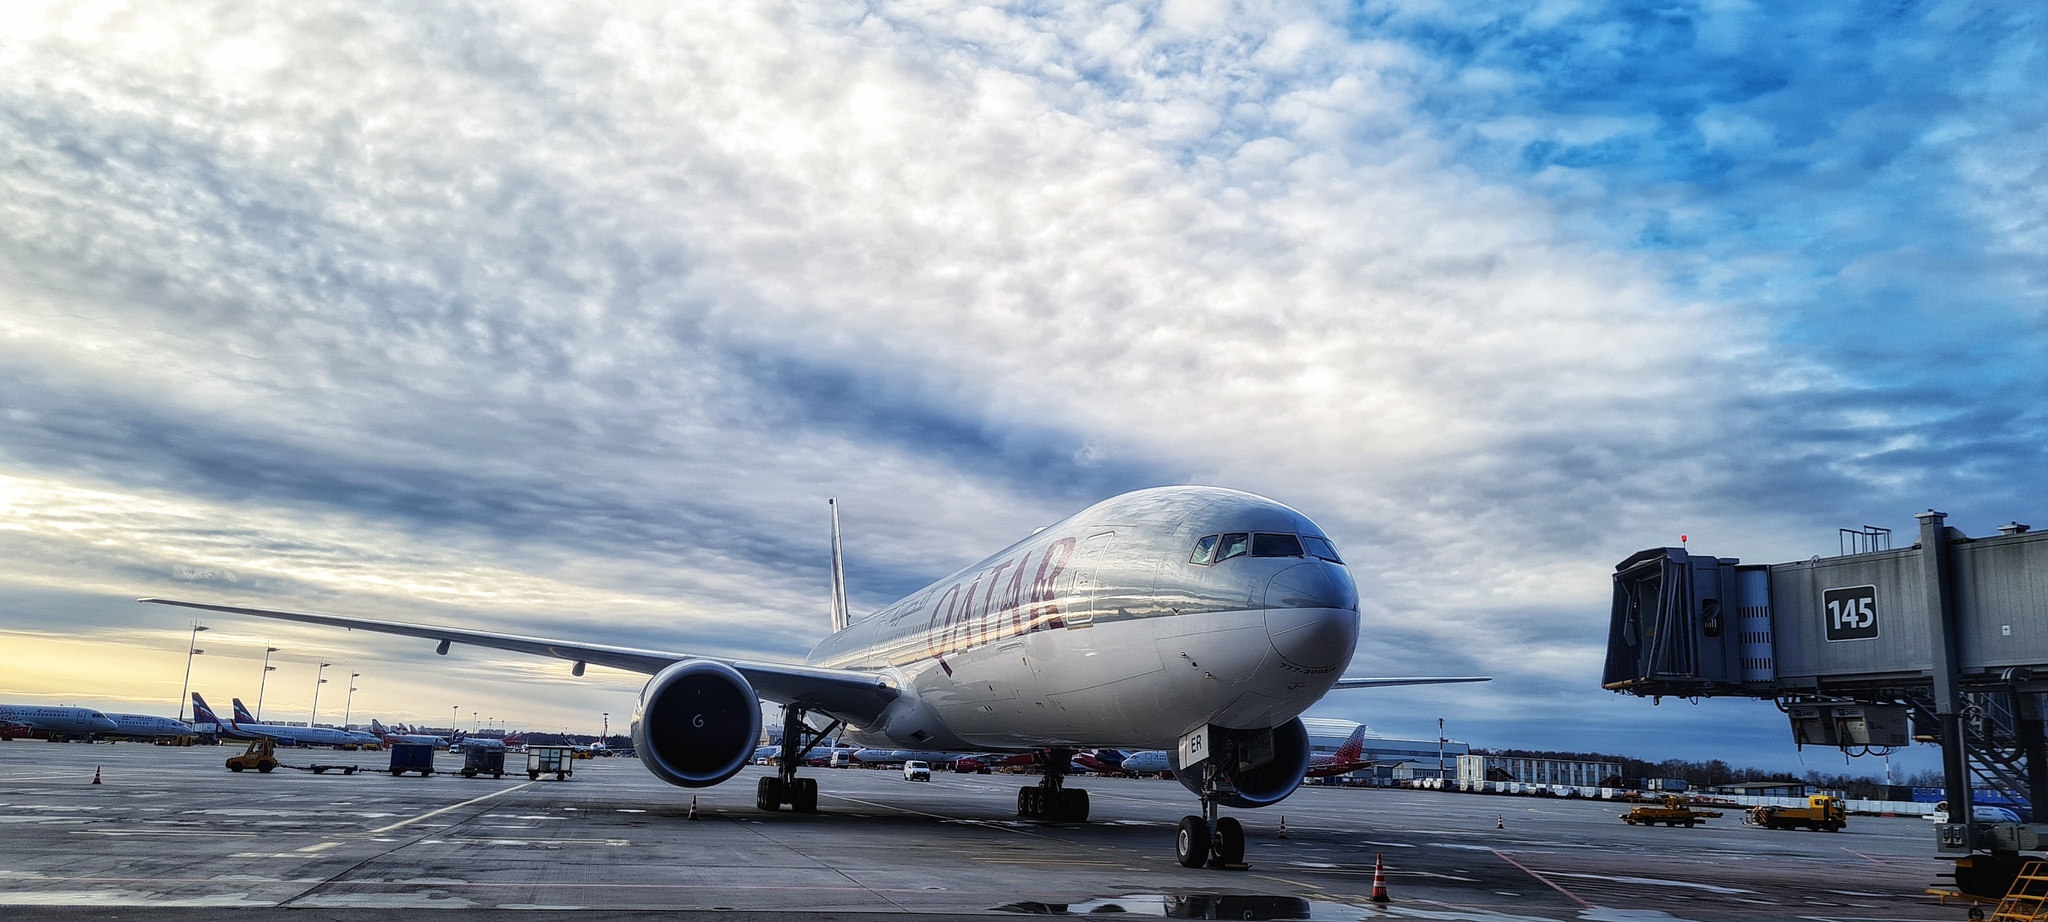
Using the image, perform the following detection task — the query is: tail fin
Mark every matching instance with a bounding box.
[828,499,850,633]
[191,693,224,726]
[1334,725,1368,763]
[231,698,256,724]
[370,718,388,736]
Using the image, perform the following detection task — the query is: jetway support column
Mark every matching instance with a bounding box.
[1920,510,1969,851]
[2022,694,2048,816]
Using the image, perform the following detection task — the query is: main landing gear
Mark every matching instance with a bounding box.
[1174,762,1246,869]
[757,707,840,815]
[1015,748,1090,822]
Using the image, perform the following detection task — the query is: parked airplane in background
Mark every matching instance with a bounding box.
[190,694,380,748]
[147,485,1486,868]
[369,719,448,747]
[1305,725,1378,778]
[104,713,198,741]
[1119,750,1171,775]
[0,704,119,740]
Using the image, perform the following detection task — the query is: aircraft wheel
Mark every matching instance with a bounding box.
[757,776,783,811]
[1213,816,1245,867]
[1064,789,1090,823]
[1016,787,1032,817]
[794,777,819,813]
[1176,815,1211,869]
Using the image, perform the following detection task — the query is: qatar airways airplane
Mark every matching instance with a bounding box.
[145,486,1484,868]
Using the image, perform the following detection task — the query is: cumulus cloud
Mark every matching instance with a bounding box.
[0,0,2035,771]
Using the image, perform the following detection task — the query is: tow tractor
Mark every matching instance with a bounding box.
[224,738,360,775]
[1745,795,1846,832]
[1620,795,1724,827]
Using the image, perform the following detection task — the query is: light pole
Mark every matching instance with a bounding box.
[309,662,331,725]
[256,646,279,721]
[343,673,360,728]
[175,622,209,721]
[451,704,459,737]
[602,712,609,747]
[472,710,478,733]
[1437,717,1447,783]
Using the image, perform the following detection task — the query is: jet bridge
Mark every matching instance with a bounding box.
[1603,511,2048,895]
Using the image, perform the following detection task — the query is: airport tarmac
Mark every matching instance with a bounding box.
[2,741,1978,921]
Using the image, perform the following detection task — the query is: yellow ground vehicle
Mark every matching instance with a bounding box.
[226,739,279,773]
[1620,796,1724,827]
[1746,795,1847,832]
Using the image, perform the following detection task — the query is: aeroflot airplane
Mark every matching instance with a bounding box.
[146,486,1484,868]
[189,694,380,748]
[0,704,119,739]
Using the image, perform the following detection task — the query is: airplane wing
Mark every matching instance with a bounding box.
[139,598,902,727]
[1332,676,1491,689]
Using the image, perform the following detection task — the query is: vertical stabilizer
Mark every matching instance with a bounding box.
[829,499,850,633]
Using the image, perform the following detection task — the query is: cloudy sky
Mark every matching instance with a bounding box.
[1,1,2039,776]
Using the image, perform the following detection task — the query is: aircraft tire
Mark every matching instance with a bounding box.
[757,776,783,811]
[1176,815,1210,869]
[1064,789,1090,823]
[1214,816,1244,866]
[794,777,819,813]
[1016,788,1031,817]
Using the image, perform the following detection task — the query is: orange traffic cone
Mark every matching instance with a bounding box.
[1370,852,1390,903]
[91,766,101,785]
[687,796,699,820]
[1277,816,1288,839]
[1496,813,1505,829]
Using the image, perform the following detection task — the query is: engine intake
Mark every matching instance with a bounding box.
[1169,718,1310,808]
[630,660,762,788]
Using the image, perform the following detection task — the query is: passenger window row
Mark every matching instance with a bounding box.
[1188,532,1342,565]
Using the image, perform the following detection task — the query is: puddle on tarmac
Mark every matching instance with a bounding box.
[993,893,1357,919]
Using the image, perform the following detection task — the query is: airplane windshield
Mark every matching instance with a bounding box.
[1301,535,1343,564]
[1188,534,1220,566]
[1217,533,1249,561]
[1250,533,1304,557]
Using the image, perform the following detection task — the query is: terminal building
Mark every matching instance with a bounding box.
[1456,753,1623,789]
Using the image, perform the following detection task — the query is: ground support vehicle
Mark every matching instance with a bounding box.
[1745,795,1846,832]
[461,739,506,778]
[904,760,932,781]
[1620,796,1724,827]
[527,745,573,780]
[388,742,435,776]
[226,739,279,773]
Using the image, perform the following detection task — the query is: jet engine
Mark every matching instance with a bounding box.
[630,660,762,788]
[1169,718,1311,808]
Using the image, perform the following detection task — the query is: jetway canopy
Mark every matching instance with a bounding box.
[1604,520,2048,699]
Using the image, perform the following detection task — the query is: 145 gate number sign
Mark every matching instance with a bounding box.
[1823,585,1879,641]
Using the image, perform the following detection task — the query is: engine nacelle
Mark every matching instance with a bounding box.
[630,660,762,788]
[1169,718,1311,809]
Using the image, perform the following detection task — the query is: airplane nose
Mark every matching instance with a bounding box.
[1263,562,1360,670]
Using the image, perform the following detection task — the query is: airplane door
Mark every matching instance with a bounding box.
[1063,531,1115,629]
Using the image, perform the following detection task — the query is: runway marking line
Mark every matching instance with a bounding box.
[1840,846,1887,865]
[361,782,537,836]
[1489,849,1594,910]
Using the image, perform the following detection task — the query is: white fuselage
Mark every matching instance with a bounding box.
[105,713,198,739]
[807,487,1360,752]
[0,705,120,736]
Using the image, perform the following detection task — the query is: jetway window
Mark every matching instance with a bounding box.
[1251,533,1304,557]
[1302,535,1343,564]
[1189,534,1220,566]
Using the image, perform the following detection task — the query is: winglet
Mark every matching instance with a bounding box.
[828,499,850,633]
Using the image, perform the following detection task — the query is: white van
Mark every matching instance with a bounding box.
[903,760,932,782]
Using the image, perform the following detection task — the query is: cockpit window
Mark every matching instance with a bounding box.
[1301,535,1343,564]
[1250,533,1304,558]
[1189,534,1220,566]
[1216,533,1249,561]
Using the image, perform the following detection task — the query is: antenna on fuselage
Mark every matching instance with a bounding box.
[828,499,850,633]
